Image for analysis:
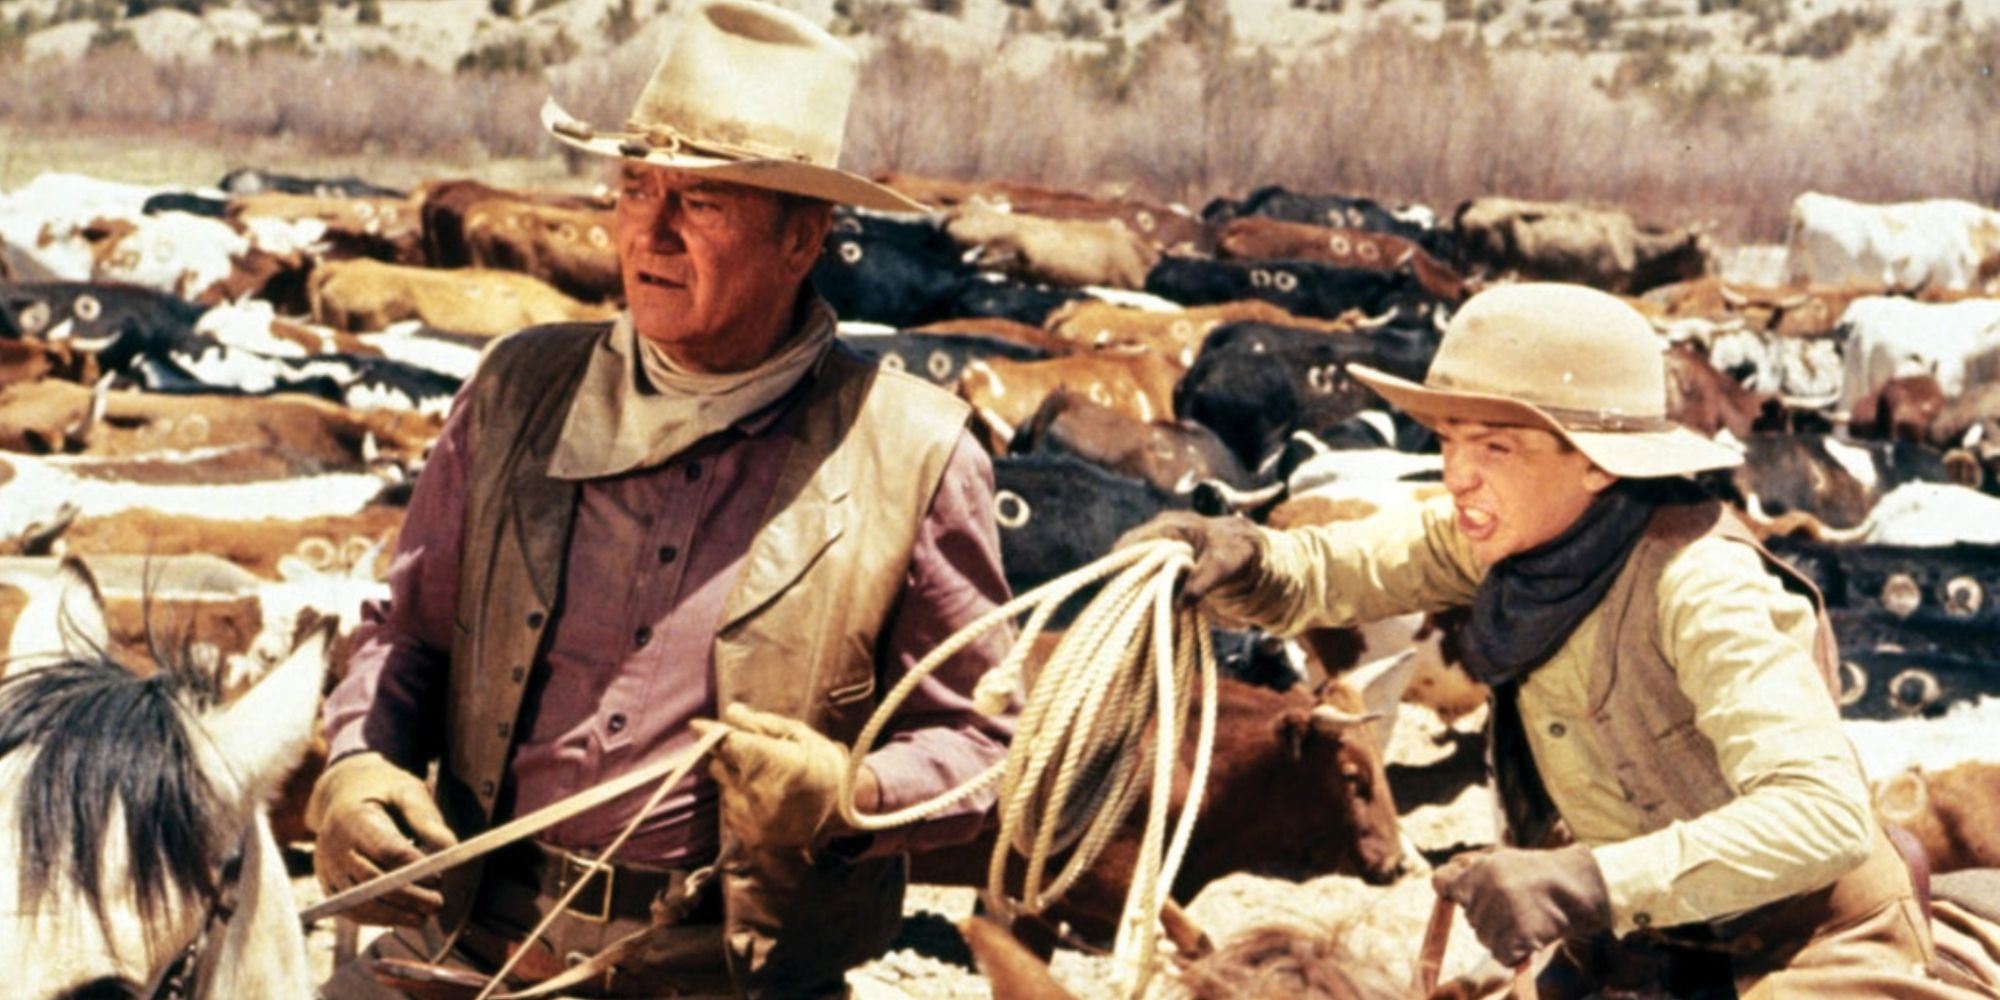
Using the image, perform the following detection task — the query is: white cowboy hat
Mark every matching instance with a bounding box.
[1349,282,1743,479]
[540,0,924,214]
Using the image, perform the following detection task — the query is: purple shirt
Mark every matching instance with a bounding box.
[323,369,1015,864]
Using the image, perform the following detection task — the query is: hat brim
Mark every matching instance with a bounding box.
[1349,364,1743,479]
[541,98,928,215]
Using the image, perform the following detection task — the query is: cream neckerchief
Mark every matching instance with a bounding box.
[546,302,834,481]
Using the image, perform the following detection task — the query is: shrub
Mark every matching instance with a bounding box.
[356,0,381,24]
[1781,7,1890,59]
[1571,0,1621,46]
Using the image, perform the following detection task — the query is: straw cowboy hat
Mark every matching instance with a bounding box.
[539,0,924,214]
[1350,282,1742,479]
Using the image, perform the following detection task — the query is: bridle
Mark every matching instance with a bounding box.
[135,830,251,1000]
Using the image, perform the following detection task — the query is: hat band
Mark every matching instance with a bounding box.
[1537,405,1674,433]
[613,120,818,164]
[1423,371,1670,433]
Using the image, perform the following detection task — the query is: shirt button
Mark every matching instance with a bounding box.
[1635,912,1653,928]
[526,611,545,629]
[496,722,510,739]
[481,780,496,797]
[1548,721,1568,738]
[511,666,526,683]
[685,463,702,482]
[658,545,678,565]
[634,626,652,649]
[608,713,628,734]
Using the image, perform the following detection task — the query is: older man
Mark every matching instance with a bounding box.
[310,3,1012,997]
[1132,283,1980,997]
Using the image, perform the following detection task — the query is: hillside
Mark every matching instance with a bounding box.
[1,0,1996,238]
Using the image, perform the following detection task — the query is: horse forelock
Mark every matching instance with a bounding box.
[0,653,231,956]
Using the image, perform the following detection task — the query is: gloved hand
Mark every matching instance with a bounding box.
[1431,843,1613,967]
[306,751,459,927]
[690,704,852,852]
[1115,510,1266,606]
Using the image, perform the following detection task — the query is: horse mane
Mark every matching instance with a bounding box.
[0,635,230,942]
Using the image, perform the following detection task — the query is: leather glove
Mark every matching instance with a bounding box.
[690,703,850,852]
[306,751,459,927]
[1431,843,1613,968]
[1115,510,1266,606]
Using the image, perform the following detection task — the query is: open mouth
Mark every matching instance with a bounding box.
[636,271,684,290]
[1458,507,1496,539]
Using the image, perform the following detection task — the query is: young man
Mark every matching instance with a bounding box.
[310,3,1013,996]
[1131,282,1975,996]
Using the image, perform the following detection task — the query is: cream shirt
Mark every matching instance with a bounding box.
[1212,494,1876,934]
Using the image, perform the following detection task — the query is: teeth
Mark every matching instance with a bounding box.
[1462,509,1495,528]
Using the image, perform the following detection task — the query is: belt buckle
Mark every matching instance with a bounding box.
[558,851,614,924]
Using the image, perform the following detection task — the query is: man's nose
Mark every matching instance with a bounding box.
[1441,448,1477,494]
[632,195,688,253]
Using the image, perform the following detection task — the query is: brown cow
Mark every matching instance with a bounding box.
[911,671,1406,946]
[462,199,622,304]
[1852,375,1948,444]
[1041,298,1329,361]
[1664,342,1770,439]
[1217,217,1468,302]
[956,350,1183,448]
[910,317,1076,355]
[226,191,425,266]
[414,178,611,270]
[0,378,434,471]
[1454,196,1709,295]
[308,258,616,336]
[946,200,1161,290]
[14,507,405,581]
[1875,761,2000,874]
[1010,387,1250,494]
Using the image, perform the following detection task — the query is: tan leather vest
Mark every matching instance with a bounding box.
[435,322,972,996]
[1579,502,1915,967]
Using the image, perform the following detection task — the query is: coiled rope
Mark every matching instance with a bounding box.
[839,538,1219,999]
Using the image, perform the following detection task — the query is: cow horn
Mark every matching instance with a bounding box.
[1778,389,1842,410]
[1775,292,1813,310]
[14,502,80,556]
[1196,478,1286,512]
[1718,283,1748,308]
[64,372,113,452]
[1308,703,1380,735]
[975,406,1016,448]
[1352,309,1395,331]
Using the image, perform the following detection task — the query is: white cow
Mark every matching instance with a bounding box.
[1837,296,2000,413]
[1785,191,2000,292]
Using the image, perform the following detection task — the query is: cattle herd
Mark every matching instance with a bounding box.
[3,164,2000,982]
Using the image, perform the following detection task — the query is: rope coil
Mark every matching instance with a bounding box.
[840,538,1220,998]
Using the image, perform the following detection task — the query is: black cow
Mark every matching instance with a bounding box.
[1,281,459,410]
[1174,320,1442,472]
[839,330,1047,387]
[811,212,970,328]
[1200,185,1458,265]
[1144,256,1443,327]
[218,168,405,199]
[140,192,230,219]
[990,452,1188,605]
[0,281,207,376]
[1763,536,2000,718]
[943,274,1089,328]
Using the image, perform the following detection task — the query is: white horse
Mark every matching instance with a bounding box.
[1,558,322,998]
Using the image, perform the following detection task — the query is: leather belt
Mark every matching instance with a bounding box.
[494,841,705,924]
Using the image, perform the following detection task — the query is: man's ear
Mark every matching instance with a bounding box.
[781,202,834,279]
